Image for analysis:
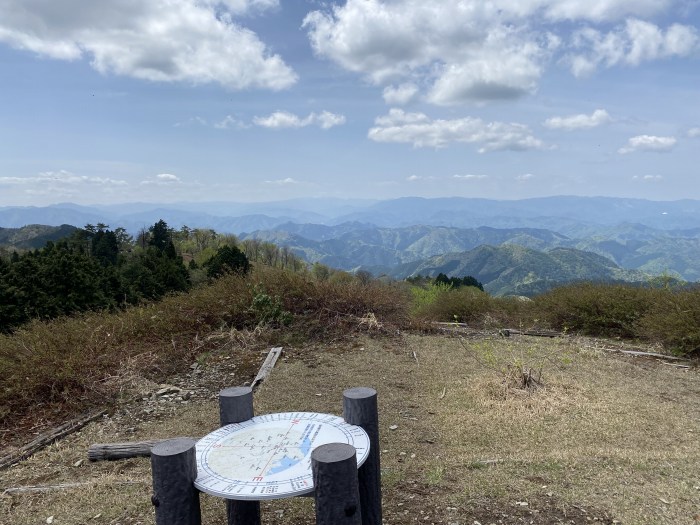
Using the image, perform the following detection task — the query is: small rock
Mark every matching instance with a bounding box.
[92,514,102,520]
[46,517,54,524]
[389,425,398,430]
[73,459,83,467]
[515,501,528,506]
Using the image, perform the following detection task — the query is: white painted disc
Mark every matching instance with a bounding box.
[195,412,370,500]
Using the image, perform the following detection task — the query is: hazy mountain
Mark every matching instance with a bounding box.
[3,196,700,232]
[389,245,648,296]
[2,196,699,283]
[332,196,700,230]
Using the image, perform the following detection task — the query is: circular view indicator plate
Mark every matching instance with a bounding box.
[195,412,370,500]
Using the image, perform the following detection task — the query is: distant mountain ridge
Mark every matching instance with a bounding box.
[2,196,699,290]
[2,196,700,233]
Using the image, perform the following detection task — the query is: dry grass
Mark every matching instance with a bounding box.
[0,266,410,440]
[1,333,699,524]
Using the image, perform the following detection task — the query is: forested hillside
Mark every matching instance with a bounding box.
[0,221,303,332]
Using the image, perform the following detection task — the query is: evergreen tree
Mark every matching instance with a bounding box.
[149,220,171,252]
[204,245,250,278]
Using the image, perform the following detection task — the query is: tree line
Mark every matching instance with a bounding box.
[0,220,301,333]
[406,273,484,291]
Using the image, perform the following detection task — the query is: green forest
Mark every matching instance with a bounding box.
[0,220,302,333]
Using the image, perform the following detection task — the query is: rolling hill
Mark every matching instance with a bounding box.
[389,245,648,296]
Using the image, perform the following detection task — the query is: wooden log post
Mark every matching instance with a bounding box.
[343,387,382,525]
[312,443,362,525]
[150,438,201,525]
[219,386,260,525]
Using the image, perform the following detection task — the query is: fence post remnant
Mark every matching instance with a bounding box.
[312,443,362,525]
[343,386,382,525]
[150,438,201,525]
[219,386,260,525]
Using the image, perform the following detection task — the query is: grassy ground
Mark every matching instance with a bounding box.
[1,333,699,524]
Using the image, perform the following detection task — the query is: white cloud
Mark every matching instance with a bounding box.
[618,135,677,154]
[516,173,535,181]
[426,30,546,105]
[0,170,129,201]
[406,175,436,181]
[368,109,547,152]
[253,110,346,130]
[0,0,296,90]
[174,116,208,128]
[304,1,550,103]
[156,173,180,182]
[538,0,673,22]
[264,177,299,185]
[214,115,248,130]
[633,174,664,181]
[568,19,698,76]
[303,1,684,105]
[543,109,611,130]
[209,0,279,15]
[383,83,419,105]
[453,174,488,180]
[0,170,127,187]
[141,173,183,185]
[688,127,700,138]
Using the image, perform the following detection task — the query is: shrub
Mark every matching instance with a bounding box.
[412,284,495,325]
[637,287,700,356]
[532,283,654,338]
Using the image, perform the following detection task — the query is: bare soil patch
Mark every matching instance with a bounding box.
[2,333,699,524]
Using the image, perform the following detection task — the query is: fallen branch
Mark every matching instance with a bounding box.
[3,480,144,496]
[88,347,283,462]
[598,348,690,362]
[500,328,563,338]
[0,408,107,470]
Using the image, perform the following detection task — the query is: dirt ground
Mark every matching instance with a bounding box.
[1,332,699,524]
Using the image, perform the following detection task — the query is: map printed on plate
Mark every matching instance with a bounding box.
[195,412,370,500]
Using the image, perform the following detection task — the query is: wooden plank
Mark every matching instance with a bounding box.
[88,440,166,462]
[251,346,283,389]
[0,408,107,470]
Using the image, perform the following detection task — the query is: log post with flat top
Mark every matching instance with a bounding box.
[219,386,260,525]
[150,438,201,525]
[343,387,382,525]
[312,443,362,525]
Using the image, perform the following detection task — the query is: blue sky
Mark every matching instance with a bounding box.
[0,0,699,206]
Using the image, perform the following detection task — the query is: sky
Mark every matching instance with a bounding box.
[0,0,699,206]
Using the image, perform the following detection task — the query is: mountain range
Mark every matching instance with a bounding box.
[2,196,700,233]
[1,196,699,294]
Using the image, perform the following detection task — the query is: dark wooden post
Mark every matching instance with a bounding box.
[312,443,362,525]
[343,387,382,525]
[219,386,260,525]
[150,438,201,525]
